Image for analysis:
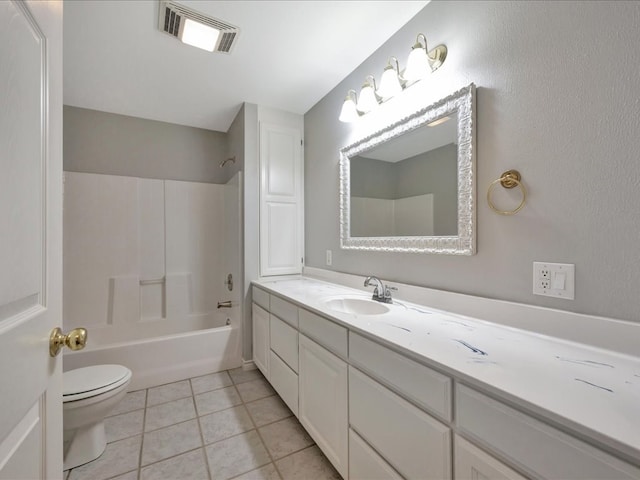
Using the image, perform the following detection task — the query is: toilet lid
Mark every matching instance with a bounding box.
[63,365,132,398]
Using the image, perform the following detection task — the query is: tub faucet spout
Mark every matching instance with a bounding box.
[217,301,232,309]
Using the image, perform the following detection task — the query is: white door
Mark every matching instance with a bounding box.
[0,1,63,478]
[259,122,303,276]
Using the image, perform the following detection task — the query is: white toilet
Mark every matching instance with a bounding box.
[63,364,132,470]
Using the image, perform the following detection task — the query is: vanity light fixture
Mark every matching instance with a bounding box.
[339,90,360,123]
[338,33,446,122]
[356,75,379,114]
[376,57,404,100]
[403,33,447,83]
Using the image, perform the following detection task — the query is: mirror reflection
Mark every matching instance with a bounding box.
[350,113,458,237]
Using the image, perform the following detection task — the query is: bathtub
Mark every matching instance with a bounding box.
[63,312,242,390]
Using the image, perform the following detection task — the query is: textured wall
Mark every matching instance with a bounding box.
[64,106,228,183]
[304,1,640,322]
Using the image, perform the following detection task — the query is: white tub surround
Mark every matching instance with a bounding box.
[252,275,640,478]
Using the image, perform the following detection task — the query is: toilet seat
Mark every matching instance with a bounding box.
[63,365,132,402]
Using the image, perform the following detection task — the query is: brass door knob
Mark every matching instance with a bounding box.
[49,327,88,357]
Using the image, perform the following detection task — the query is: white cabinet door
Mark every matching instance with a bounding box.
[259,122,302,276]
[0,1,63,478]
[252,303,270,378]
[454,435,526,480]
[298,334,348,478]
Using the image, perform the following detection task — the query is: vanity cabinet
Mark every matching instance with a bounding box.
[252,282,640,480]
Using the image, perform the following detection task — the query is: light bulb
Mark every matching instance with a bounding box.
[339,91,359,123]
[357,78,379,113]
[377,64,402,100]
[403,44,429,83]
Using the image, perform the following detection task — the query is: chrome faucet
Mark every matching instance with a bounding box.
[364,276,395,304]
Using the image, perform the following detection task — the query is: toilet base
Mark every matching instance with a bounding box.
[63,420,107,470]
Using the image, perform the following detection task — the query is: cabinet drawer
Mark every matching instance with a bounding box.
[350,333,451,421]
[298,308,347,359]
[456,384,640,479]
[454,435,526,480]
[270,314,298,372]
[349,367,451,480]
[269,351,298,417]
[252,286,270,310]
[270,295,298,328]
[349,429,402,480]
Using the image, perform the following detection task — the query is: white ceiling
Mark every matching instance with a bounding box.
[64,1,429,133]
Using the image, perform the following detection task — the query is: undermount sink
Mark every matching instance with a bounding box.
[322,296,390,316]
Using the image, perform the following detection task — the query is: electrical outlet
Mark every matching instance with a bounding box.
[533,262,575,300]
[326,249,332,266]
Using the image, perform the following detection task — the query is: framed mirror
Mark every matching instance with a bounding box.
[339,83,476,254]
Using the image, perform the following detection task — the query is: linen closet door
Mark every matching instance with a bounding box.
[259,122,303,277]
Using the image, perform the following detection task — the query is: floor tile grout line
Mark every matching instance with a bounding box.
[239,377,285,480]
[136,388,148,480]
[190,377,213,480]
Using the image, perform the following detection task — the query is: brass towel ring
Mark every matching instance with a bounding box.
[487,170,526,215]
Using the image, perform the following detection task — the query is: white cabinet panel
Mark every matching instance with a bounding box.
[270,295,298,328]
[252,286,270,310]
[454,435,526,480]
[349,367,451,480]
[349,428,403,480]
[259,122,302,277]
[298,309,347,359]
[269,351,298,417]
[298,335,348,478]
[270,314,298,372]
[350,332,451,421]
[456,384,640,480]
[252,303,270,378]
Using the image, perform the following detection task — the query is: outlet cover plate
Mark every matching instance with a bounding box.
[533,262,575,300]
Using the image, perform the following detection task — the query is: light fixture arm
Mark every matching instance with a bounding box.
[414,33,447,71]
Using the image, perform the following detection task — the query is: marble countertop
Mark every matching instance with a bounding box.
[253,276,640,462]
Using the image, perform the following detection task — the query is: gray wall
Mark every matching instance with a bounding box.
[304,0,640,323]
[64,106,229,183]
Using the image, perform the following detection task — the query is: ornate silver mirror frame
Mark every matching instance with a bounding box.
[339,83,476,254]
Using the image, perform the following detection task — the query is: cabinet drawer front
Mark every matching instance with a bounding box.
[349,367,451,480]
[298,308,347,358]
[270,314,298,372]
[456,385,640,480]
[269,351,298,417]
[349,429,403,480]
[252,286,270,310]
[454,435,526,480]
[252,303,270,378]
[350,333,451,421]
[270,295,298,328]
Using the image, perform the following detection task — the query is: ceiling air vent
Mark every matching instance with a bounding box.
[158,1,239,54]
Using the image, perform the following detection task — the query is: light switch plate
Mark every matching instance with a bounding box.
[533,262,575,300]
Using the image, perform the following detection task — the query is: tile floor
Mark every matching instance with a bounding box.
[64,368,341,480]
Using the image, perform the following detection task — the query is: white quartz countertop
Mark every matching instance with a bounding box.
[253,276,640,462]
